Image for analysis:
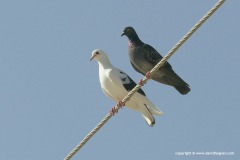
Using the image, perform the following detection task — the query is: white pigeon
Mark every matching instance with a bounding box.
[90,49,162,126]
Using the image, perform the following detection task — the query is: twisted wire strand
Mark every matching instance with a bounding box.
[64,1,225,159]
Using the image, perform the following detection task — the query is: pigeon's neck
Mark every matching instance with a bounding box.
[98,57,113,69]
[128,35,143,47]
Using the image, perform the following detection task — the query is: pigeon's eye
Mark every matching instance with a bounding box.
[96,51,99,55]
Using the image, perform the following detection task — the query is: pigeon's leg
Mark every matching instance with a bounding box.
[138,71,151,86]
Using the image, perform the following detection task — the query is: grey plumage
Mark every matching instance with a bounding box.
[121,26,190,95]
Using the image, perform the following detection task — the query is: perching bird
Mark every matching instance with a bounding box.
[121,26,190,95]
[90,49,162,126]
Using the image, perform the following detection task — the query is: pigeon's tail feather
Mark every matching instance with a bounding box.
[141,113,155,127]
[144,99,163,116]
[170,72,190,95]
[153,70,190,95]
[173,83,190,95]
[126,97,155,126]
[141,104,155,127]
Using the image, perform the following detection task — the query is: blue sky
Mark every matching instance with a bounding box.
[1,0,239,160]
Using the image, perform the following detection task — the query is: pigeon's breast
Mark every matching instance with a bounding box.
[129,47,152,73]
[99,68,127,101]
[99,69,114,90]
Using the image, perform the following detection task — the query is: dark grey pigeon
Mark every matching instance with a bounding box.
[121,26,190,95]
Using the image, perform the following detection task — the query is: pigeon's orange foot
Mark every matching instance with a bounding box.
[110,107,117,115]
[117,101,123,108]
[145,71,151,79]
[138,79,144,86]
[138,71,151,86]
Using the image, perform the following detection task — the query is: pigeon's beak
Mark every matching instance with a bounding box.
[90,55,95,61]
[121,32,125,37]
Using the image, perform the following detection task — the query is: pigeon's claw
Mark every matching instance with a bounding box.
[145,71,151,79]
[110,107,117,115]
[138,71,151,86]
[138,79,144,86]
[117,101,123,108]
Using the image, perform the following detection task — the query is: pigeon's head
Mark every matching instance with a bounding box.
[121,26,137,38]
[90,49,107,62]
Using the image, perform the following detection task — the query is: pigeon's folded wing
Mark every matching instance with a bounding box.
[119,71,146,96]
[142,44,172,70]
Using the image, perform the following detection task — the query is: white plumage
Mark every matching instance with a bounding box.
[90,49,162,126]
